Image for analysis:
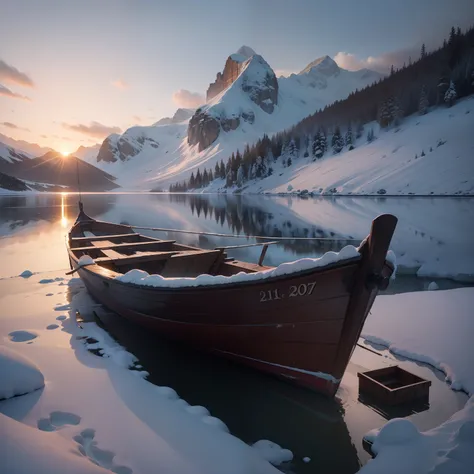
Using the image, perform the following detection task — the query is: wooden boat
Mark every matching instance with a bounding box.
[67,203,397,397]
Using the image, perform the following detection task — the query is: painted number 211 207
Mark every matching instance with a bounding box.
[259,282,316,302]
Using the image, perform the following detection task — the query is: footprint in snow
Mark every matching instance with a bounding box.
[37,411,81,432]
[8,330,38,342]
[56,315,67,321]
[46,324,59,330]
[54,304,71,311]
[74,428,132,474]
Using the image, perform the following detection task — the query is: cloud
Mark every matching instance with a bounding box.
[111,79,129,90]
[1,121,30,132]
[334,47,418,74]
[41,134,48,139]
[0,83,31,101]
[0,60,34,87]
[62,121,122,139]
[172,89,205,108]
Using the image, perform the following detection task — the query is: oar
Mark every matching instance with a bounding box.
[66,262,95,275]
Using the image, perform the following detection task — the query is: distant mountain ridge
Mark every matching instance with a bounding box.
[92,46,382,189]
[0,143,118,191]
[0,132,53,157]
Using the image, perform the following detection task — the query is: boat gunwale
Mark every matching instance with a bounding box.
[67,245,369,293]
[67,216,378,292]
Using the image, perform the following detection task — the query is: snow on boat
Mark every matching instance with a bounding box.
[67,204,397,397]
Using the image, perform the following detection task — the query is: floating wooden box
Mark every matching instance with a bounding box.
[358,366,431,405]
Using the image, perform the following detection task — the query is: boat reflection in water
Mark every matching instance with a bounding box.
[86,301,362,474]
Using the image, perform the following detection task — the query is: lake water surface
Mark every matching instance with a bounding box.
[1,193,472,289]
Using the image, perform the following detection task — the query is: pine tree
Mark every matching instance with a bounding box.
[390,65,395,75]
[189,172,195,188]
[195,169,202,188]
[225,170,233,187]
[379,98,393,127]
[214,162,220,179]
[419,85,429,115]
[345,124,353,147]
[367,128,375,143]
[203,169,209,187]
[444,80,457,107]
[312,131,324,159]
[219,160,225,179]
[287,139,297,158]
[420,43,426,59]
[437,75,450,104]
[449,26,456,45]
[320,130,327,152]
[332,126,344,154]
[236,165,245,186]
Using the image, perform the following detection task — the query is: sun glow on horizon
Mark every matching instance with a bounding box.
[61,151,70,157]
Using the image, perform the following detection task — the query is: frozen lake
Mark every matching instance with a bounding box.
[0,193,473,288]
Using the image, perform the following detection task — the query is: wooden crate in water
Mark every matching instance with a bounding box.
[358,366,431,405]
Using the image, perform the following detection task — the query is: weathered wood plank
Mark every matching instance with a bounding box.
[71,233,139,242]
[71,240,176,253]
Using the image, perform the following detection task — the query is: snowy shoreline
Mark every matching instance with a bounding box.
[1,271,473,473]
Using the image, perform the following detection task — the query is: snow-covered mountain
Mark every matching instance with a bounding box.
[73,143,101,163]
[93,47,384,189]
[208,97,474,196]
[0,141,118,192]
[0,141,31,166]
[154,108,195,126]
[0,133,53,158]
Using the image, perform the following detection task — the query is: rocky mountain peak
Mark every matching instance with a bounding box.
[189,54,278,152]
[299,55,340,76]
[237,45,256,57]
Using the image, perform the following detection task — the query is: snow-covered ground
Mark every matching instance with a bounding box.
[358,287,474,474]
[224,97,474,196]
[360,396,474,474]
[0,345,44,400]
[0,269,473,473]
[0,275,281,474]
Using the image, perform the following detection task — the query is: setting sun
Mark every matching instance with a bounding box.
[61,151,70,157]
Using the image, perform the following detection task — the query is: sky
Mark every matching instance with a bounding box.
[1,0,473,154]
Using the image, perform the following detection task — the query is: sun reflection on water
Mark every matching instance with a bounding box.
[60,193,68,228]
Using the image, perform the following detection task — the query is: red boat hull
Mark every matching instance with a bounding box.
[68,213,397,396]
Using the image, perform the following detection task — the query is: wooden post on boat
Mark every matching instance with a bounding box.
[331,214,398,393]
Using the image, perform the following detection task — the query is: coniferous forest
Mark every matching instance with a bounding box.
[169,26,474,193]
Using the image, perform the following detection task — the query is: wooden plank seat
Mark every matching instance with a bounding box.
[95,250,181,266]
[159,249,223,277]
[71,233,139,243]
[91,249,223,277]
[71,240,176,253]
